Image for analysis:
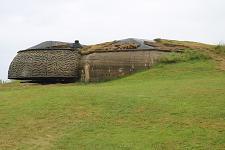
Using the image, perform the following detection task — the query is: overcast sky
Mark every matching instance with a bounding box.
[0,0,225,80]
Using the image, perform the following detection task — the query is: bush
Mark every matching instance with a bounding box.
[215,44,225,55]
[154,38,162,42]
[159,49,210,64]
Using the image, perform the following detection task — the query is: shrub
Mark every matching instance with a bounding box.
[154,38,162,42]
[215,43,225,55]
[159,49,210,64]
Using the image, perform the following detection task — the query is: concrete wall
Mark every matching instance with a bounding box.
[80,50,167,82]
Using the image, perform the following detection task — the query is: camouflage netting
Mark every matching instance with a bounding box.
[80,38,155,54]
[8,48,80,80]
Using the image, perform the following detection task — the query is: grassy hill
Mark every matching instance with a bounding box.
[1,40,225,149]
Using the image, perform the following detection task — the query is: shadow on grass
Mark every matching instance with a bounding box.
[20,78,77,85]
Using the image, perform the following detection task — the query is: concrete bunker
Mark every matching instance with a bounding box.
[8,38,181,82]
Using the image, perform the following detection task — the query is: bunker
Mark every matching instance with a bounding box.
[8,41,81,82]
[8,38,180,82]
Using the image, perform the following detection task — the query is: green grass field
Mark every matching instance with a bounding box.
[1,60,225,149]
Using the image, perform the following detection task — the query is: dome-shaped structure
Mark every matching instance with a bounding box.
[8,41,81,81]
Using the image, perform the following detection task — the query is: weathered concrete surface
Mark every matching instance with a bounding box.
[80,50,167,82]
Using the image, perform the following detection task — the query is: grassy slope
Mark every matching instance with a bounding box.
[1,60,225,149]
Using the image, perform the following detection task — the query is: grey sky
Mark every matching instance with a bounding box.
[0,0,225,80]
